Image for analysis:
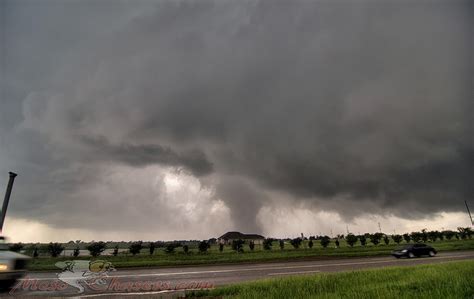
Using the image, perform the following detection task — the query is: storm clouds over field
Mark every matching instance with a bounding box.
[0,0,472,241]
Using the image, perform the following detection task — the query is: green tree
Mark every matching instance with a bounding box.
[438,231,444,241]
[335,239,340,248]
[421,229,428,242]
[411,232,422,243]
[308,239,313,249]
[458,227,473,240]
[183,244,189,254]
[87,241,107,257]
[199,241,209,253]
[219,243,224,252]
[345,234,358,247]
[232,239,244,253]
[279,240,284,250]
[320,236,330,248]
[290,238,303,249]
[359,235,367,246]
[263,239,273,250]
[442,230,456,240]
[48,242,65,257]
[249,240,255,251]
[129,241,143,255]
[164,243,175,254]
[392,235,403,244]
[428,231,439,242]
[73,247,80,257]
[33,246,39,258]
[9,243,23,252]
[403,233,411,243]
[383,235,390,245]
[369,233,383,246]
[149,242,156,255]
[112,245,119,256]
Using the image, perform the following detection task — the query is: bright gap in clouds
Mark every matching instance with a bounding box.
[259,207,469,239]
[6,212,468,243]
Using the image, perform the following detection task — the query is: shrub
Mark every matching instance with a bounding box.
[359,235,367,246]
[219,243,224,252]
[335,239,340,248]
[249,240,255,251]
[48,242,65,257]
[279,240,284,250]
[129,241,143,255]
[383,235,390,245]
[290,238,303,249]
[199,241,209,253]
[263,239,273,250]
[392,235,403,244]
[87,241,107,257]
[345,234,357,247]
[320,236,330,248]
[308,240,313,249]
[183,244,189,254]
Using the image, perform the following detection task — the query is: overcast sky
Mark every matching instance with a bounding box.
[1,0,472,243]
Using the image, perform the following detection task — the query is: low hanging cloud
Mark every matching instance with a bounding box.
[1,0,472,238]
[79,135,213,176]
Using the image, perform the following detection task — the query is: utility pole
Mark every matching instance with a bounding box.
[466,201,474,226]
[1,172,17,233]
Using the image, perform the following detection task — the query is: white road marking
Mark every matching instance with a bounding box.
[20,253,474,281]
[268,270,321,276]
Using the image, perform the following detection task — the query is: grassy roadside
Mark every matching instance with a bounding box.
[186,260,474,298]
[26,239,474,271]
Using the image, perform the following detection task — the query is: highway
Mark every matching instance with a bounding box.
[5,250,474,297]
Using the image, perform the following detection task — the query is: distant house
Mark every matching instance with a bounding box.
[218,231,265,245]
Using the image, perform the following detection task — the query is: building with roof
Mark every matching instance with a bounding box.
[218,231,265,245]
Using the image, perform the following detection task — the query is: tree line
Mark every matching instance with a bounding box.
[7,227,473,258]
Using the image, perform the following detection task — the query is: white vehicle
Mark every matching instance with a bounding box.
[0,237,29,291]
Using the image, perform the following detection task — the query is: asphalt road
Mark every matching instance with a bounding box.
[5,250,474,297]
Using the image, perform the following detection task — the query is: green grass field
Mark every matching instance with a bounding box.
[186,260,474,298]
[26,239,474,271]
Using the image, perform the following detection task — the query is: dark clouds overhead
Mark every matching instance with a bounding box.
[0,0,472,234]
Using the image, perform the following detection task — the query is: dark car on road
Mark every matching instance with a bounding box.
[392,243,437,258]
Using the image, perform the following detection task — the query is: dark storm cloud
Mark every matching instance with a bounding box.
[1,0,472,233]
[79,135,213,176]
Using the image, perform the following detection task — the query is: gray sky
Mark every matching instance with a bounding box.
[1,0,472,242]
